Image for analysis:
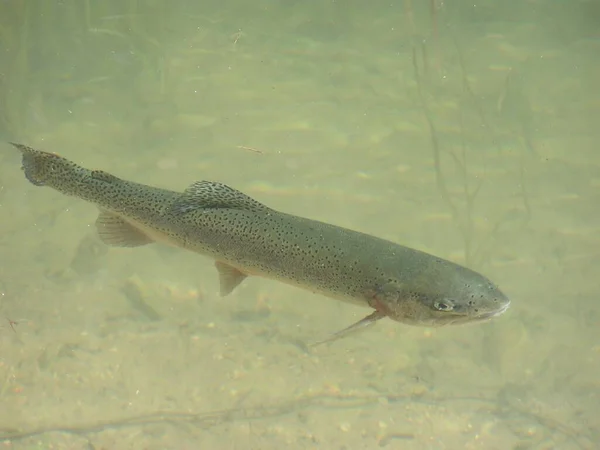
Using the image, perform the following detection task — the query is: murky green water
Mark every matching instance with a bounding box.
[0,1,598,448]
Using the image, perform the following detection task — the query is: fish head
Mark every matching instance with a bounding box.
[370,262,510,327]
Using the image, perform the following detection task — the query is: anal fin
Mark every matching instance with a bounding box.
[215,261,248,296]
[95,211,153,247]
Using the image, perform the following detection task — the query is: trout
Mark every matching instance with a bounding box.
[10,143,510,341]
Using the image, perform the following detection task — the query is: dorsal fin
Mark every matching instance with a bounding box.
[91,170,121,183]
[169,181,270,214]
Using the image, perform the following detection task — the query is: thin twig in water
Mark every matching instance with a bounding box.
[411,44,468,260]
[237,145,264,155]
[412,35,530,267]
[6,318,17,333]
[0,391,592,448]
[453,38,492,133]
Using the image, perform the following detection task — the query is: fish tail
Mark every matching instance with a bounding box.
[10,142,82,188]
[11,142,58,186]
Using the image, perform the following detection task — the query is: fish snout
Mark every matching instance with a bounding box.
[470,285,511,319]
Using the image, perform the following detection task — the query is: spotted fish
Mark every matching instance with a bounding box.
[11,143,510,342]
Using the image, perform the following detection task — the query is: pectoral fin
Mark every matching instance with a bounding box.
[95,211,153,247]
[311,310,387,347]
[215,261,248,296]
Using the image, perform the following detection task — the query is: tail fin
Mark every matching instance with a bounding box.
[10,143,63,187]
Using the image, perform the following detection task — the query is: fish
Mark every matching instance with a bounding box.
[10,143,510,342]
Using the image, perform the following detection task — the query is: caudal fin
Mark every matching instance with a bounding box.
[10,142,64,187]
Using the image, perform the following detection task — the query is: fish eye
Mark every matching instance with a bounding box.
[434,301,454,312]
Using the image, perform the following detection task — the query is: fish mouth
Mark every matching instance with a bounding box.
[475,299,511,320]
[430,300,511,326]
[448,299,511,325]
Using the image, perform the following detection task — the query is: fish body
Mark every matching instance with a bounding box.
[11,143,510,335]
